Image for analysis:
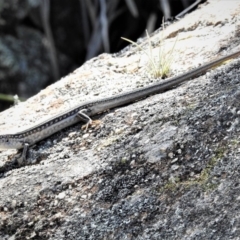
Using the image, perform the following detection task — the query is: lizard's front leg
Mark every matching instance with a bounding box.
[77,109,92,130]
[17,142,29,165]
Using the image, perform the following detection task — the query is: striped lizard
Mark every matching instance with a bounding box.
[1,49,240,162]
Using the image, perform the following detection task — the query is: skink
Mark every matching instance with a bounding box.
[1,50,240,161]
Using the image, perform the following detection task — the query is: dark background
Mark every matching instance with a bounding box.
[0,0,200,111]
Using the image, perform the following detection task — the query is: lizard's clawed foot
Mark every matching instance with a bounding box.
[81,120,101,131]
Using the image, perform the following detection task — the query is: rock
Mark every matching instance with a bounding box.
[1,1,240,239]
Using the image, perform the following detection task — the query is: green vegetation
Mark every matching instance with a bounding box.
[159,147,227,193]
[122,20,177,78]
[0,93,25,103]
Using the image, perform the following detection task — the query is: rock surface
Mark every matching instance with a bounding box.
[1,1,240,239]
